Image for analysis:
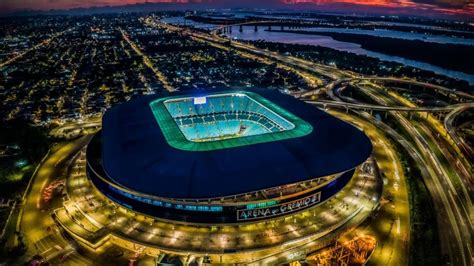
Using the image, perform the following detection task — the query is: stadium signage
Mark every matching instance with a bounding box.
[237,192,321,221]
[193,96,207,105]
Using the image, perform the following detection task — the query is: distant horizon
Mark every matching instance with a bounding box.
[1,0,473,20]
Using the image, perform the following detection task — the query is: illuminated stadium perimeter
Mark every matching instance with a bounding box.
[56,89,380,263]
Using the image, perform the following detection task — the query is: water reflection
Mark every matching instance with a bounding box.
[161,17,474,84]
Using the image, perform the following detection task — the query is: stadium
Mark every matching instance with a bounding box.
[85,88,373,225]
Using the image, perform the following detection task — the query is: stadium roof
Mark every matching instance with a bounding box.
[101,88,372,199]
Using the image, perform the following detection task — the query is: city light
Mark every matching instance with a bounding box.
[0,6,471,266]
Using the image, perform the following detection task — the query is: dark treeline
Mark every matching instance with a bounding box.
[248,40,473,93]
[272,30,474,74]
[311,25,474,39]
[0,120,51,198]
[269,12,474,31]
[351,25,474,39]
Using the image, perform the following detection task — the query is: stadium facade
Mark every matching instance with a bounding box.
[86,88,372,225]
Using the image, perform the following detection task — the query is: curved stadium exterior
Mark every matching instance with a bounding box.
[86,88,372,224]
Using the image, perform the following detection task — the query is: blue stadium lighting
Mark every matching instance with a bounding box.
[15,159,28,168]
[163,92,299,143]
[109,185,223,212]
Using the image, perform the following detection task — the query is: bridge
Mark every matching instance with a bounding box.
[300,77,473,102]
[210,20,310,35]
[355,77,474,101]
[444,105,474,160]
[211,20,279,34]
[305,100,470,113]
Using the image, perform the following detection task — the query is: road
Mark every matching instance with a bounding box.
[445,105,474,160]
[306,99,469,113]
[18,136,93,265]
[358,84,473,266]
[359,77,474,101]
[330,78,473,208]
[49,118,101,139]
[119,28,175,92]
[329,110,410,266]
[0,28,75,69]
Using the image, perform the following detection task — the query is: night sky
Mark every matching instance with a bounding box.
[0,0,472,17]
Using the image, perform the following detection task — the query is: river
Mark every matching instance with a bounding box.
[161,17,474,84]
